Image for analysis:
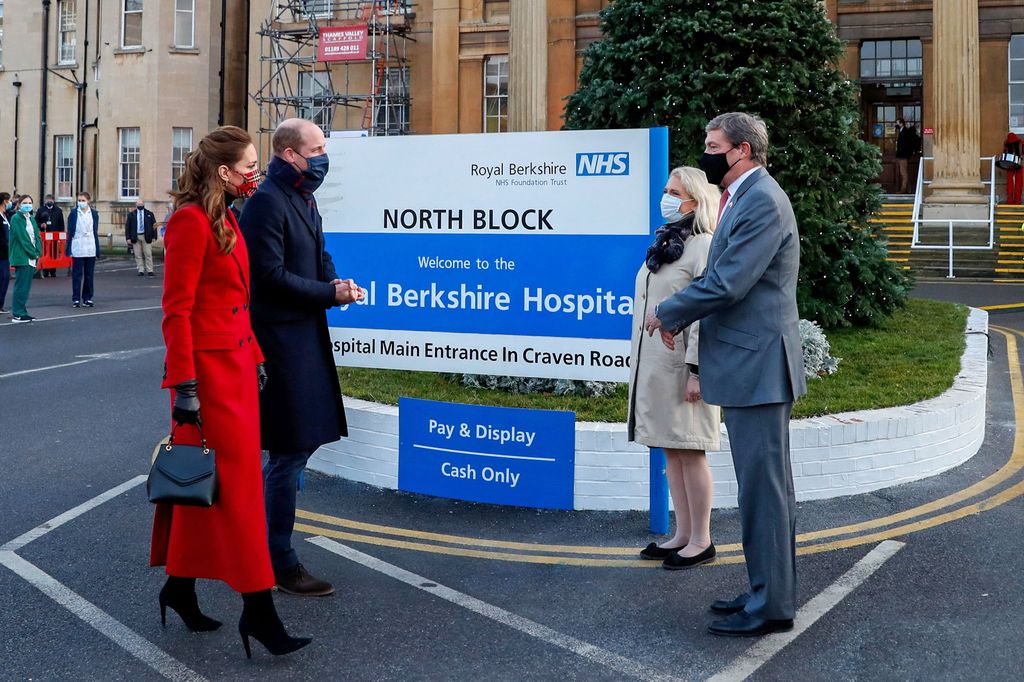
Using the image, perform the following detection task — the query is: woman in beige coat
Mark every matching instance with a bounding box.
[628,166,721,569]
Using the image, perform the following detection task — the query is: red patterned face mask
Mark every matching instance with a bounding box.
[232,168,264,198]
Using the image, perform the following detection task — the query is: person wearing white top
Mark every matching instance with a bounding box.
[67,191,101,307]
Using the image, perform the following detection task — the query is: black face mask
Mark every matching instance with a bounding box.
[698,146,740,187]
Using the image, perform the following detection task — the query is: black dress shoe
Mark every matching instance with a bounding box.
[710,593,750,615]
[662,544,716,570]
[707,611,793,637]
[639,542,686,560]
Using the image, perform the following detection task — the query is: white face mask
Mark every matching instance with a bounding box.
[660,193,691,223]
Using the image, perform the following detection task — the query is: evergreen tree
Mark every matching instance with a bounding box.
[564,0,911,328]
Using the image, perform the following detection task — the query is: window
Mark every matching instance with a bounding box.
[301,0,331,19]
[58,0,76,63]
[54,136,75,199]
[372,67,409,134]
[1011,35,1024,132]
[298,71,334,129]
[170,128,192,192]
[860,40,922,80]
[119,127,141,199]
[174,0,194,48]
[484,55,509,133]
[121,0,142,49]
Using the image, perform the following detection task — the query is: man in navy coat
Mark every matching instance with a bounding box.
[241,118,362,596]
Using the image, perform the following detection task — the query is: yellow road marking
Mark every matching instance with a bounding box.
[298,327,1024,566]
[295,522,661,567]
[980,304,1024,311]
[296,509,642,555]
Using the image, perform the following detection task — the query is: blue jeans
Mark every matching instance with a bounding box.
[263,450,313,571]
[0,259,10,310]
[71,256,96,303]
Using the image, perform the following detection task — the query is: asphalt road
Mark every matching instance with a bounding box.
[1,266,1022,681]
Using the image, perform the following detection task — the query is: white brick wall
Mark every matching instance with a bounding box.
[309,309,988,511]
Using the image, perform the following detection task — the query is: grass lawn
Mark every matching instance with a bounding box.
[337,298,968,422]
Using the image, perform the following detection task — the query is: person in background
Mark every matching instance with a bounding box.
[894,118,921,195]
[0,193,11,314]
[36,194,65,278]
[4,194,18,219]
[629,166,722,569]
[66,192,100,308]
[153,124,310,659]
[8,195,42,323]
[240,118,362,596]
[125,199,158,276]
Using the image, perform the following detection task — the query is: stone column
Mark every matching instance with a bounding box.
[927,0,987,206]
[432,0,460,134]
[509,0,548,132]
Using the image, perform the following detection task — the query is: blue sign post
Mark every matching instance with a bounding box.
[398,398,576,510]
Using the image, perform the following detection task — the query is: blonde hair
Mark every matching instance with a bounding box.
[669,166,720,235]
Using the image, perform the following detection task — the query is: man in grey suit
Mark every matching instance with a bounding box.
[645,112,807,637]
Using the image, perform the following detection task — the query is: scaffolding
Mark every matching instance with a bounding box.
[252,0,414,144]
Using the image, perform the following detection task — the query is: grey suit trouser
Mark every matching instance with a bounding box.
[723,402,797,620]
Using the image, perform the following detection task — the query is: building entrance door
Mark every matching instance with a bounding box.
[863,90,922,194]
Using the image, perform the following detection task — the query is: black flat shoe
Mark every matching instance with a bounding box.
[710,593,750,615]
[662,544,716,570]
[707,611,793,637]
[639,542,686,560]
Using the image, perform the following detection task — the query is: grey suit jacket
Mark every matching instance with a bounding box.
[656,167,807,407]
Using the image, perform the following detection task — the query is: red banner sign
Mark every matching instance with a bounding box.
[318,25,368,62]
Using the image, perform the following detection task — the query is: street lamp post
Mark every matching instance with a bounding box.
[13,78,22,195]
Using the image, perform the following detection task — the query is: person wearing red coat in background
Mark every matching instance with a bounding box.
[1004,132,1023,205]
[152,125,310,659]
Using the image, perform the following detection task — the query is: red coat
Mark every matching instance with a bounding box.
[150,204,274,594]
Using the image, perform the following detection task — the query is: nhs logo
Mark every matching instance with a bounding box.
[575,152,630,176]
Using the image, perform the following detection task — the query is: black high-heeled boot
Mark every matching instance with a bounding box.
[238,589,312,658]
[159,576,223,632]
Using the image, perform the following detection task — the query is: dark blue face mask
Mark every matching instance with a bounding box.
[298,153,330,192]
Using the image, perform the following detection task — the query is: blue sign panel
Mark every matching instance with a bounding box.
[398,398,576,510]
[320,127,669,381]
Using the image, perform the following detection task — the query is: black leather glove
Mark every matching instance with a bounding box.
[172,379,201,425]
[256,363,268,393]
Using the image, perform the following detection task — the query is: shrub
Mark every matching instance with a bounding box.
[800,318,840,379]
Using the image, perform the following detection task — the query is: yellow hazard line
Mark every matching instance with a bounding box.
[980,304,1024,311]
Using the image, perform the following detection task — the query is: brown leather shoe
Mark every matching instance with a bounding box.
[274,564,335,596]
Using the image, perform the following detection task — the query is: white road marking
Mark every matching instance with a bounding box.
[0,305,162,326]
[1,476,207,681]
[0,346,163,379]
[706,540,906,682]
[2,475,148,552]
[0,551,208,682]
[308,536,681,682]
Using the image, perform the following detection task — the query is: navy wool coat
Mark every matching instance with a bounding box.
[239,175,347,453]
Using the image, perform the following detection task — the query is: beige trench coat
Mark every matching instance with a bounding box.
[627,232,721,450]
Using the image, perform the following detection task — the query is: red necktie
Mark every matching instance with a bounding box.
[717,189,730,222]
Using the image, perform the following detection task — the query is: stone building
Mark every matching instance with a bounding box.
[2,0,1023,245]
[0,0,248,238]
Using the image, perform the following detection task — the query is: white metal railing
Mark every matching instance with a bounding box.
[908,156,997,278]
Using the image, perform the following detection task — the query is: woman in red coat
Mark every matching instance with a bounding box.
[152,125,310,658]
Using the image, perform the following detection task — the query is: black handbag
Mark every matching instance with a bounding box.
[147,423,218,507]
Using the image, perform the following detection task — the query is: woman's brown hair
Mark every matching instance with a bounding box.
[170,125,253,255]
